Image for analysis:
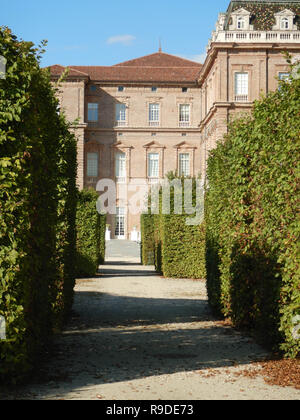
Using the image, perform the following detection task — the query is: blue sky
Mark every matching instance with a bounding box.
[2,0,230,67]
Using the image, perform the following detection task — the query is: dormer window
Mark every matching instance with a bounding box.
[273,9,296,31]
[229,8,252,31]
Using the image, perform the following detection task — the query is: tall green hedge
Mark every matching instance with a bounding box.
[206,59,300,358]
[140,213,155,265]
[161,214,206,279]
[76,189,106,277]
[0,28,78,383]
[141,175,206,279]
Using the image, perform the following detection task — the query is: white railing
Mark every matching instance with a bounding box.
[179,121,190,128]
[235,94,248,102]
[115,121,127,127]
[213,30,300,44]
[149,121,160,127]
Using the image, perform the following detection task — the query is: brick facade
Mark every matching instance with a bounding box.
[49,0,300,239]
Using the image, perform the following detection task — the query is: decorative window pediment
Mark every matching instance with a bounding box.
[273,9,297,31]
[111,141,133,151]
[229,8,253,31]
[173,141,196,177]
[143,140,165,149]
[173,141,196,150]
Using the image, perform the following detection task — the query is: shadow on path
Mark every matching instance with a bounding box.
[1,242,269,399]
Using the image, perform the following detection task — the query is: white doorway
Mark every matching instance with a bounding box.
[115,207,126,239]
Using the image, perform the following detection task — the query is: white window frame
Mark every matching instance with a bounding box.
[87,152,98,177]
[149,103,160,127]
[279,72,290,81]
[234,72,249,102]
[115,207,126,239]
[88,103,98,122]
[178,153,190,177]
[281,17,289,30]
[237,17,245,29]
[179,104,191,127]
[115,152,127,183]
[115,103,127,127]
[147,153,159,178]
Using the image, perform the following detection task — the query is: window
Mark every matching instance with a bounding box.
[90,85,97,92]
[278,72,290,91]
[237,17,245,29]
[179,104,190,127]
[235,72,248,102]
[149,103,160,126]
[115,152,126,183]
[182,87,188,93]
[88,103,98,122]
[148,153,159,178]
[118,86,124,92]
[151,86,157,92]
[87,152,98,177]
[179,153,190,177]
[281,17,289,30]
[116,103,127,126]
[279,72,290,81]
[115,207,125,238]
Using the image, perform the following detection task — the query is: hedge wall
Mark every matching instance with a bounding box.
[141,175,206,279]
[140,213,155,265]
[206,59,300,358]
[161,214,206,279]
[0,28,78,383]
[76,189,106,277]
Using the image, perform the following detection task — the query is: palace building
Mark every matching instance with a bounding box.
[49,0,300,240]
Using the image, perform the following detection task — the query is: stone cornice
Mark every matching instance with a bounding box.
[198,41,300,86]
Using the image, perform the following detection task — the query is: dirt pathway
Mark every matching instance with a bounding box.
[2,241,299,400]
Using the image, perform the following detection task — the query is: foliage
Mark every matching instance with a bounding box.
[76,189,106,278]
[205,59,300,358]
[0,27,78,383]
[140,213,155,265]
[141,174,206,279]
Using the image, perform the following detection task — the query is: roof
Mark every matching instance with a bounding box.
[48,52,202,84]
[48,64,89,78]
[225,0,300,30]
[114,52,201,68]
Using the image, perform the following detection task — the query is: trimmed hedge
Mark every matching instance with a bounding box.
[140,213,155,265]
[141,175,206,279]
[0,28,78,383]
[76,189,106,277]
[161,214,206,279]
[205,58,300,358]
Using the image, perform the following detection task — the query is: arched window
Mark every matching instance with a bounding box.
[237,16,245,29]
[281,17,289,29]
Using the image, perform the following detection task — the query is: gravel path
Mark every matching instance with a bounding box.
[2,241,299,400]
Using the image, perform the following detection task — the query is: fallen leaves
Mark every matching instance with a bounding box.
[235,358,300,390]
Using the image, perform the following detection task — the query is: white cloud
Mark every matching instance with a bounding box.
[107,35,136,46]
